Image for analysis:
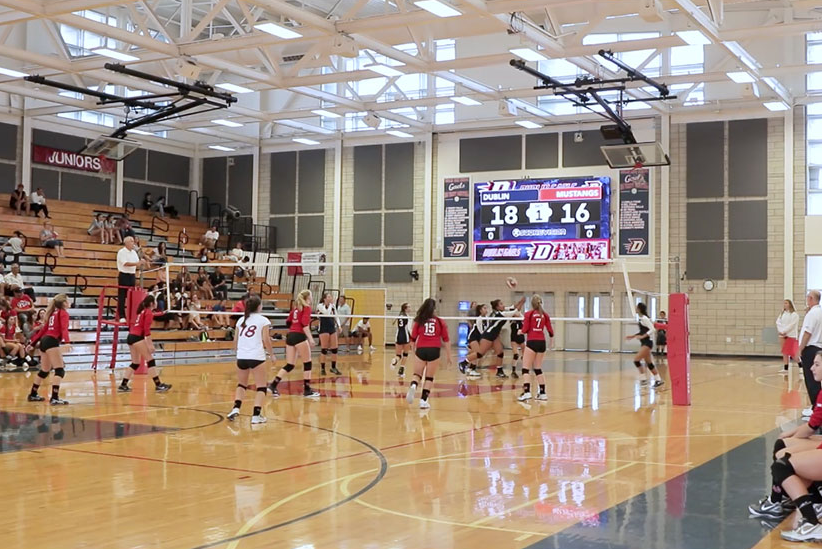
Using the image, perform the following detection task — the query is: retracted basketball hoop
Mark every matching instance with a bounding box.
[600,142,671,169]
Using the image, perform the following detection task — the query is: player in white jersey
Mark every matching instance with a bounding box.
[391,303,412,377]
[228,296,274,425]
[316,291,342,376]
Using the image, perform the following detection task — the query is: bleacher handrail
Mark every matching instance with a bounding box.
[124,201,135,215]
[71,274,88,299]
[150,215,169,239]
[42,252,57,283]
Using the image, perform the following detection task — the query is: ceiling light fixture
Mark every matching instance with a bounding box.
[129,129,154,136]
[414,0,461,17]
[92,48,140,62]
[387,130,413,138]
[516,120,542,129]
[366,64,404,77]
[726,71,755,83]
[216,83,254,94]
[452,96,481,106]
[676,30,711,46]
[509,47,547,62]
[312,109,341,118]
[255,22,302,39]
[209,145,235,151]
[212,119,243,127]
[763,101,789,112]
[0,67,28,78]
[293,137,320,145]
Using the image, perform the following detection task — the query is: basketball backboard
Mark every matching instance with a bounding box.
[81,135,142,161]
[600,141,670,169]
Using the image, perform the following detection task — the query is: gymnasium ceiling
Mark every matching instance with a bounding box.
[0,0,820,150]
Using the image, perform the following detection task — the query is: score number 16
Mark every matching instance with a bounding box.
[489,203,590,225]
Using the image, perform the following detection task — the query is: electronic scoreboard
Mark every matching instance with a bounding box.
[473,177,611,263]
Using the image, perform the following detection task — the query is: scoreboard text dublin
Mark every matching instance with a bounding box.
[473,177,611,262]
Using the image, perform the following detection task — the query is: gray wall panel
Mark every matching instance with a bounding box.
[686,202,724,241]
[561,130,619,168]
[124,180,159,210]
[687,241,724,280]
[729,119,767,197]
[352,249,381,283]
[124,148,147,180]
[729,200,767,240]
[459,136,521,172]
[202,157,227,207]
[384,248,413,283]
[228,154,253,213]
[61,172,111,205]
[686,122,724,198]
[353,213,381,246]
[167,188,189,215]
[729,240,767,280]
[0,163,17,193]
[269,217,295,249]
[270,152,296,214]
[148,151,190,187]
[384,212,413,246]
[525,133,559,169]
[297,215,324,248]
[354,145,382,210]
[33,129,86,152]
[0,122,17,161]
[32,168,58,197]
[297,149,325,214]
[384,143,414,210]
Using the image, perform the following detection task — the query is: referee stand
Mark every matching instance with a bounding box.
[92,286,146,372]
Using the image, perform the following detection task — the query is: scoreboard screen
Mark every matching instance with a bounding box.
[473,177,611,262]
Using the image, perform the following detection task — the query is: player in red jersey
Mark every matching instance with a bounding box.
[26,294,71,404]
[118,294,171,393]
[269,289,318,398]
[517,294,554,402]
[406,298,452,410]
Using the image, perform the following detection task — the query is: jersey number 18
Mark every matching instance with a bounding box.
[240,325,257,338]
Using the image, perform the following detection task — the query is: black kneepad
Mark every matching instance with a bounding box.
[521,368,530,375]
[129,363,140,371]
[256,386,267,394]
[773,439,787,460]
[772,455,796,486]
[647,362,656,371]
[283,363,295,373]
[37,369,49,379]
[534,369,543,375]
[513,353,519,361]
[321,348,328,355]
[331,348,338,355]
[54,367,65,378]
[237,383,247,390]
[304,362,313,371]
[147,359,156,368]
[497,352,504,359]
[633,361,642,368]
[425,376,434,382]
[402,352,408,357]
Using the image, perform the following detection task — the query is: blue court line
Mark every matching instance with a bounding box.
[525,429,781,549]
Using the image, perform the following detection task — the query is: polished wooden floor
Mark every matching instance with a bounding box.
[0,350,804,549]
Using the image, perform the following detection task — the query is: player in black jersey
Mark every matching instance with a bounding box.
[625,302,664,388]
[461,297,525,379]
[460,303,487,377]
[391,303,412,376]
[509,311,524,379]
[316,291,341,376]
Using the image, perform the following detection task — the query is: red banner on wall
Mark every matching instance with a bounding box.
[32,145,116,174]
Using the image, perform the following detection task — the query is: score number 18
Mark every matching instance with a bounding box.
[489,202,592,225]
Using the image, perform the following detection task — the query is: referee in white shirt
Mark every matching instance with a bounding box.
[798,290,822,417]
[116,236,141,322]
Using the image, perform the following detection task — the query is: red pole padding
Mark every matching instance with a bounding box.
[667,293,691,406]
[127,288,149,374]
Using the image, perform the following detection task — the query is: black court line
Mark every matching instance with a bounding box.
[186,418,389,549]
[523,427,788,549]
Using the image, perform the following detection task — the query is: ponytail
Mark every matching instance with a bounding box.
[44,294,68,322]
[530,294,544,316]
[242,296,262,329]
[136,295,155,316]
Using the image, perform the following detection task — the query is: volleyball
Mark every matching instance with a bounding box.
[506,276,518,289]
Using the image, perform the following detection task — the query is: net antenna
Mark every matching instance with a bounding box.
[24,63,238,160]
[509,49,673,167]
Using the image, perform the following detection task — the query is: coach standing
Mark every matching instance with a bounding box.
[117,236,141,322]
[798,290,822,418]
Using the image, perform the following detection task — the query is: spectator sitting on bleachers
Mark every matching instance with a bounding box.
[4,263,35,299]
[22,308,42,341]
[2,315,34,370]
[9,184,28,216]
[225,243,256,283]
[4,230,26,265]
[88,213,107,244]
[40,221,65,257]
[195,266,213,300]
[196,246,210,263]
[186,293,207,332]
[106,214,122,244]
[117,214,135,242]
[201,225,220,250]
[209,266,228,300]
[29,188,49,218]
[211,299,228,329]
[0,297,10,321]
[11,287,34,324]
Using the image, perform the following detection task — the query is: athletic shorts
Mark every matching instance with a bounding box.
[396,331,409,345]
[481,332,498,342]
[237,359,265,370]
[127,334,144,346]
[510,333,525,345]
[656,333,668,346]
[468,330,481,343]
[318,319,337,335]
[415,347,441,362]
[286,332,308,346]
[526,340,546,353]
[640,337,654,349]
[40,335,60,352]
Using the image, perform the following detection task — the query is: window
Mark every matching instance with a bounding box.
[809,33,822,214]
[808,256,822,290]
[59,10,117,57]
[57,110,115,127]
